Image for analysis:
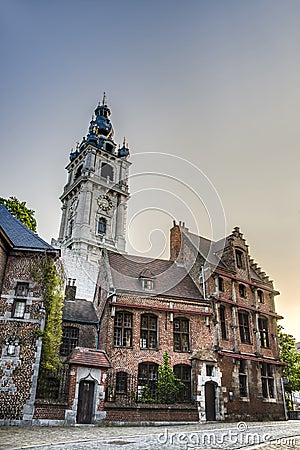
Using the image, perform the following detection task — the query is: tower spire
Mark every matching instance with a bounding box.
[102,92,107,105]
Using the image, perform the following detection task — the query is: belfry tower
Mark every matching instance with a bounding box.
[58,94,130,262]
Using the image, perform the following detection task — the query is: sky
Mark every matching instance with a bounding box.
[0,0,299,339]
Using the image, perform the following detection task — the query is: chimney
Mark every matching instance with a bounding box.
[65,278,77,301]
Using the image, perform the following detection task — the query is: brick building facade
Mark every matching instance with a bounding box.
[0,95,286,425]
[0,205,59,425]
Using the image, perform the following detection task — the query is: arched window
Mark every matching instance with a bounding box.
[98,217,107,235]
[173,318,190,352]
[60,326,79,356]
[258,316,269,348]
[138,362,158,398]
[173,364,191,402]
[116,371,128,394]
[114,312,132,347]
[238,311,251,343]
[140,314,157,349]
[101,163,114,181]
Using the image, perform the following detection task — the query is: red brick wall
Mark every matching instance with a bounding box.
[104,403,199,422]
[34,403,66,420]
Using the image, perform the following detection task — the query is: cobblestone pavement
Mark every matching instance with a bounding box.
[1,421,300,450]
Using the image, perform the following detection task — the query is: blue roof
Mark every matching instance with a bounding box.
[0,204,56,251]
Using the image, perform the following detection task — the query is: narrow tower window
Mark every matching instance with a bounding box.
[98,217,107,235]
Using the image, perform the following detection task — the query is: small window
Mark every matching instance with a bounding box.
[261,363,275,398]
[236,250,245,269]
[140,314,157,349]
[257,290,264,303]
[206,365,214,376]
[218,277,224,292]
[116,371,128,394]
[174,318,190,352]
[238,311,251,343]
[101,163,114,181]
[258,317,269,348]
[15,282,29,297]
[142,279,154,290]
[114,312,133,347]
[239,284,246,298]
[12,300,26,318]
[219,305,227,340]
[98,217,107,235]
[239,360,248,397]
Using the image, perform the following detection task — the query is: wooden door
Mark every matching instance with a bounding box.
[205,381,216,421]
[77,380,95,424]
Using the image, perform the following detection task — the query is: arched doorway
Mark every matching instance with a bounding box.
[77,380,95,424]
[205,381,216,421]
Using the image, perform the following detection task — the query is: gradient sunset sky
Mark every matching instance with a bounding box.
[1,1,299,339]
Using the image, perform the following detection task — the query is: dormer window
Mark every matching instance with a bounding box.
[142,279,154,290]
[139,267,155,291]
[235,249,245,269]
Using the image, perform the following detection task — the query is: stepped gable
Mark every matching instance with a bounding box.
[107,250,202,300]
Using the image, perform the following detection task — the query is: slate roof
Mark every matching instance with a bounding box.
[63,299,98,324]
[107,251,202,300]
[69,347,110,368]
[183,229,229,270]
[0,204,55,251]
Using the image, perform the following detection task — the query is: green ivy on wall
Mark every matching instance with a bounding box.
[31,255,64,370]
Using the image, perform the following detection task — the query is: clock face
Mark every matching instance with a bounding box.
[98,194,113,211]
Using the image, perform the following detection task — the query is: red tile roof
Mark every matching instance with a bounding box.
[108,251,202,300]
[69,347,110,368]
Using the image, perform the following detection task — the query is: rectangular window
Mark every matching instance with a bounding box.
[174,318,190,352]
[15,282,29,297]
[60,326,79,356]
[140,314,158,349]
[258,317,270,348]
[239,360,248,397]
[114,312,132,347]
[261,363,275,398]
[206,365,214,376]
[236,250,245,269]
[219,305,227,339]
[238,311,251,343]
[12,300,26,318]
